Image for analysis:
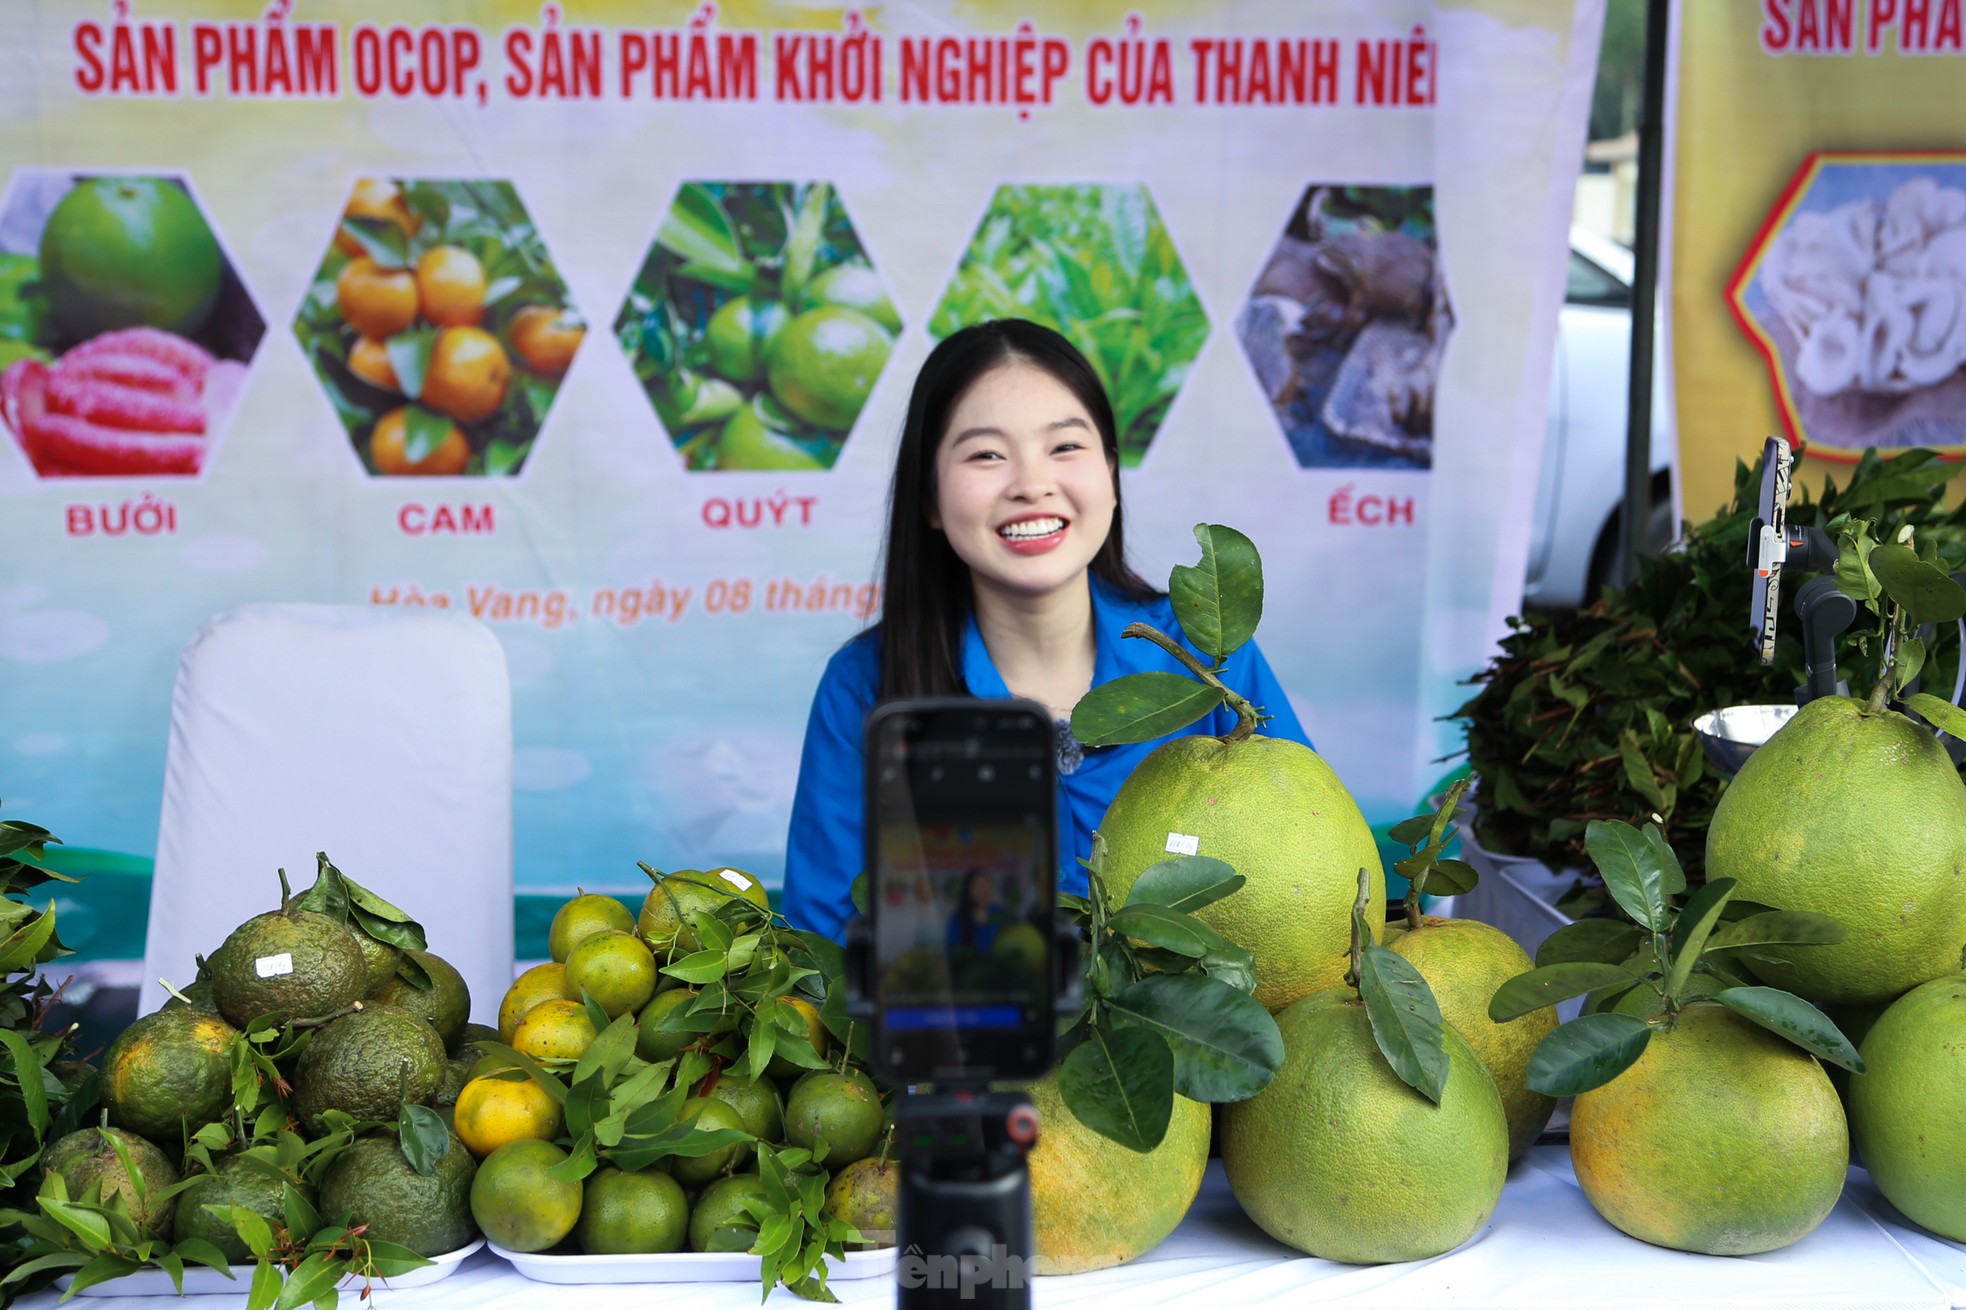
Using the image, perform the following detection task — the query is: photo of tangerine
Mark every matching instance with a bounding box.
[294,177,583,477]
[613,181,897,471]
[0,171,263,477]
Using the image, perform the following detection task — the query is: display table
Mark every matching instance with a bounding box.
[18,1148,1963,1310]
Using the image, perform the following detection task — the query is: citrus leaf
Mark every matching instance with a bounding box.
[1905,691,1966,743]
[0,1026,48,1138]
[1488,962,1644,1022]
[545,1133,598,1185]
[245,1256,283,1310]
[571,1013,638,1086]
[1168,523,1262,662]
[662,950,729,985]
[657,183,747,278]
[1871,543,1966,624]
[64,1255,145,1297]
[1107,903,1216,958]
[1704,910,1848,952]
[1585,820,1671,932]
[338,215,407,268]
[780,184,830,308]
[1664,877,1737,999]
[1639,823,1688,897]
[1071,674,1225,747]
[273,1250,343,1310]
[1536,919,1645,967]
[1357,944,1447,1104]
[400,404,454,466]
[1056,1024,1173,1153]
[37,1195,111,1248]
[1122,856,1243,913]
[358,1241,434,1278]
[1419,858,1479,897]
[1108,974,1281,1102]
[385,326,435,403]
[397,1104,450,1177]
[1895,636,1928,696]
[1387,814,1435,845]
[1713,987,1865,1073]
[1525,1012,1653,1095]
[169,1239,233,1275]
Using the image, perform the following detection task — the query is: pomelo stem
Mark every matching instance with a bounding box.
[277,867,292,914]
[1120,622,1259,742]
[1344,869,1370,993]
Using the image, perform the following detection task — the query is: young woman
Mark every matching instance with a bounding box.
[782,319,1310,940]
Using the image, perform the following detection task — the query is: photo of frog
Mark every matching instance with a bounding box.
[1235,184,1451,470]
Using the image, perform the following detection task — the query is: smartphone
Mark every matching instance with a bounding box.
[865,698,1057,1085]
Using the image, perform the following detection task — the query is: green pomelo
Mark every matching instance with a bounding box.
[1706,696,1966,1004]
[351,932,402,997]
[289,1004,447,1134]
[690,1173,768,1252]
[174,1156,309,1264]
[1849,973,1966,1241]
[1098,734,1384,1011]
[373,949,472,1048]
[1024,1074,1210,1274]
[1388,916,1556,1161]
[1222,994,1507,1264]
[320,1129,478,1257]
[40,176,223,340]
[41,1127,180,1239]
[1570,1003,1846,1255]
[100,1005,238,1144]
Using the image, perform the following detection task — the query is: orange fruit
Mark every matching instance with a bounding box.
[337,256,419,339]
[509,306,585,376]
[512,999,599,1063]
[40,177,223,340]
[562,930,657,1019]
[824,1157,898,1249]
[422,326,510,424]
[369,407,469,477]
[454,1072,564,1159]
[470,1139,581,1253]
[764,306,891,432]
[705,296,789,384]
[348,336,401,392]
[577,1166,688,1254]
[784,1070,882,1166]
[549,893,635,963]
[669,1097,749,1187]
[416,245,487,328]
[335,178,422,258]
[499,962,570,1043]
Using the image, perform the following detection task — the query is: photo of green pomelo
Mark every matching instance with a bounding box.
[1849,973,1966,1241]
[40,176,223,340]
[1097,734,1383,1011]
[1387,916,1555,1161]
[1222,993,1506,1264]
[1024,1073,1210,1273]
[1570,1003,1846,1255]
[1706,696,1966,1004]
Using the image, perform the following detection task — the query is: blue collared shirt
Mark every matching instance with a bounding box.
[781,578,1312,940]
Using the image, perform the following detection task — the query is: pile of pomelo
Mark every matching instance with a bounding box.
[462,866,896,1264]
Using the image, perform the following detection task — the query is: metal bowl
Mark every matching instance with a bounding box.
[1693,704,1798,776]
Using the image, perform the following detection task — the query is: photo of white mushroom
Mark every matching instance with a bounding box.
[1737,159,1966,454]
[1235,184,1452,470]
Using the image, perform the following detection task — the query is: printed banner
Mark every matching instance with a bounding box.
[0,0,1597,962]
[1669,0,1966,523]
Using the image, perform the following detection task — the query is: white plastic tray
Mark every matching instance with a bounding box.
[486,1240,896,1285]
[58,1238,484,1297]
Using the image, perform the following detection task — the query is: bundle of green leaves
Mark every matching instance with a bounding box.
[1452,447,1966,885]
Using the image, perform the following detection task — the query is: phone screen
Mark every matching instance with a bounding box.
[866,699,1056,1083]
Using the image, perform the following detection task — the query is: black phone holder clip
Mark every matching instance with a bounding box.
[843,915,1081,1308]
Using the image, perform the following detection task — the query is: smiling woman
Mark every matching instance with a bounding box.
[781,319,1313,941]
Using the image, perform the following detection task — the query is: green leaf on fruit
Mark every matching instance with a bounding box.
[1168,524,1262,663]
[1536,919,1646,967]
[1356,944,1447,1104]
[1870,543,1966,624]
[1122,856,1243,913]
[1525,1012,1653,1095]
[657,183,749,281]
[399,405,453,466]
[396,1104,449,1177]
[1107,974,1281,1103]
[1488,962,1644,1022]
[385,327,434,403]
[1585,820,1673,932]
[1057,1024,1174,1153]
[1703,909,1847,952]
[338,216,408,268]
[1663,877,1736,999]
[1713,987,1865,1073]
[1905,691,1966,743]
[1071,673,1225,746]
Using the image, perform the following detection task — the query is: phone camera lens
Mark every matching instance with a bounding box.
[977,764,995,782]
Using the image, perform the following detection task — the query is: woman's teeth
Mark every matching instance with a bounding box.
[999,518,1065,540]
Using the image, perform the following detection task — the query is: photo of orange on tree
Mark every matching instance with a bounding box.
[614,181,898,471]
[0,170,263,478]
[293,177,585,477]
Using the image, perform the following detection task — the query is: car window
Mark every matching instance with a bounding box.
[1567,251,1631,307]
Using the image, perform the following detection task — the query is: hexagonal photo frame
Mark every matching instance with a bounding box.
[0,169,264,478]
[928,183,1206,468]
[1236,184,1451,471]
[1728,151,1966,459]
[293,177,585,478]
[614,181,899,472]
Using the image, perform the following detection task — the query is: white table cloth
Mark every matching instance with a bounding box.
[22,1147,1962,1310]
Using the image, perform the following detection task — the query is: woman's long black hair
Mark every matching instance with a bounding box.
[876,319,1156,700]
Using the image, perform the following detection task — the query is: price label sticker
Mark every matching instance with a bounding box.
[254,953,294,979]
[1164,832,1200,856]
[717,869,749,891]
